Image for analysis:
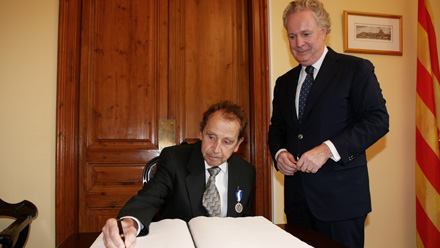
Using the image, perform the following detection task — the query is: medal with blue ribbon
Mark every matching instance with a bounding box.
[235,187,243,213]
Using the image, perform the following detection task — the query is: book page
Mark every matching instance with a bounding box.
[188,216,313,248]
[90,219,195,248]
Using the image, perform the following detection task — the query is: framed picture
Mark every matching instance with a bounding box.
[343,11,403,56]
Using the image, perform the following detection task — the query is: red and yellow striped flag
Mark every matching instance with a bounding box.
[416,0,440,247]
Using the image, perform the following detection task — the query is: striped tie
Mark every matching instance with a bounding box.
[202,167,221,217]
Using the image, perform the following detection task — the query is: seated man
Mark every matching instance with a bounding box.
[102,101,256,248]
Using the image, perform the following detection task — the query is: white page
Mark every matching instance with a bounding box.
[188,216,314,248]
[90,219,195,248]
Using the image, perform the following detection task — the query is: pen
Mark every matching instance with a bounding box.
[117,218,126,245]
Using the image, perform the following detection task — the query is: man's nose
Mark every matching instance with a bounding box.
[212,140,222,153]
[294,37,304,47]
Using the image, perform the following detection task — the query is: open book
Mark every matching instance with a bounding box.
[90,216,313,248]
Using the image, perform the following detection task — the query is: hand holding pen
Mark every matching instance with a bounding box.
[102,218,138,248]
[117,219,125,244]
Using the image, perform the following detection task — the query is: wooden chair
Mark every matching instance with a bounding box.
[0,199,38,248]
[142,156,160,186]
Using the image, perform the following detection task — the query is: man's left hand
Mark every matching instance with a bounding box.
[296,143,332,173]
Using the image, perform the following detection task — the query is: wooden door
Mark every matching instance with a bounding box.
[78,0,250,232]
[56,0,270,244]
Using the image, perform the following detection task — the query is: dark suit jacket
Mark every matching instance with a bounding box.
[118,141,256,236]
[268,47,389,222]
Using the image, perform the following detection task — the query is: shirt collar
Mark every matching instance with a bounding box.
[302,46,328,75]
[204,161,228,174]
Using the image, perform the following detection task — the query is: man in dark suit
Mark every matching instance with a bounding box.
[102,101,255,248]
[268,1,389,247]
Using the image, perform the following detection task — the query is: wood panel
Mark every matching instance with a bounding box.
[82,0,164,148]
[248,0,272,218]
[90,209,119,231]
[89,1,156,146]
[55,0,82,244]
[88,164,144,190]
[78,0,167,232]
[169,0,250,160]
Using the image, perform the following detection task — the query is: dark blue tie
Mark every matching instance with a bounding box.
[298,65,314,123]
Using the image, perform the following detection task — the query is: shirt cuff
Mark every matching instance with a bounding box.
[120,216,144,236]
[323,140,341,162]
[275,148,288,161]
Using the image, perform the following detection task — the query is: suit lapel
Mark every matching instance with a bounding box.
[185,141,208,217]
[226,156,241,216]
[301,48,339,122]
[288,65,302,128]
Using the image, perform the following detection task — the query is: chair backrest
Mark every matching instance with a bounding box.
[0,199,38,248]
[142,156,160,186]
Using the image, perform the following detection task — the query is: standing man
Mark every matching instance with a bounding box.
[103,101,255,248]
[268,1,389,247]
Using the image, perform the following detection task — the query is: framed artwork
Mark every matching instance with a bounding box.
[343,11,403,56]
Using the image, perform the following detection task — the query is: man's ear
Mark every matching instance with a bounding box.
[321,26,328,39]
[233,137,245,152]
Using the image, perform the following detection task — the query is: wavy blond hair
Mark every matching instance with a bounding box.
[282,0,331,34]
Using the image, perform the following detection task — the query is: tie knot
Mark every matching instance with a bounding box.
[208,167,221,176]
[305,65,314,75]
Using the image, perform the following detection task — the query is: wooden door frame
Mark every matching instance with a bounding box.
[55,0,271,245]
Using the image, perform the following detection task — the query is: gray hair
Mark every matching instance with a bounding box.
[282,0,331,34]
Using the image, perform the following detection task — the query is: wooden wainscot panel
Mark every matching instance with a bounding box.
[88,163,144,191]
[86,148,160,162]
[90,209,120,231]
[86,189,139,209]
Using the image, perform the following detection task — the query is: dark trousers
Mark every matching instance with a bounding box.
[286,173,367,248]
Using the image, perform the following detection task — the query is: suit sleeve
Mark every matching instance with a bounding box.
[330,59,389,164]
[268,76,289,165]
[118,148,174,236]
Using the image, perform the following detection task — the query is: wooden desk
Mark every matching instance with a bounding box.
[57,224,346,248]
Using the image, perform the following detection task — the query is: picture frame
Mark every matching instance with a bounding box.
[343,11,403,56]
